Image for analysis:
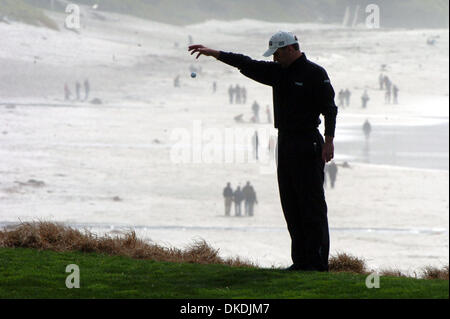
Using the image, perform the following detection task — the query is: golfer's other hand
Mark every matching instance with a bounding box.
[188,45,220,59]
[322,141,334,163]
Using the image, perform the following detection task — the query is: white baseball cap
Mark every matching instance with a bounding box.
[262,31,299,57]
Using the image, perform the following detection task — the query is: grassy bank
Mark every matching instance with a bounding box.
[0,0,58,30]
[0,247,448,299]
[0,222,448,298]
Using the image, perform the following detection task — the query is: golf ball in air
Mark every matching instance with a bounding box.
[191,72,197,78]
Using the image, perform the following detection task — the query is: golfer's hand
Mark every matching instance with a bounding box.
[322,141,334,163]
[188,45,220,59]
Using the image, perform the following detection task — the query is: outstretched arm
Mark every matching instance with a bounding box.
[188,44,280,86]
[188,45,220,59]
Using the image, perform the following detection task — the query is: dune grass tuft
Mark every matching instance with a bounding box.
[422,265,449,280]
[328,252,368,274]
[0,221,255,268]
[379,268,412,278]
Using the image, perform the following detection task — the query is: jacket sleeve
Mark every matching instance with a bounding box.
[218,51,280,86]
[313,68,338,138]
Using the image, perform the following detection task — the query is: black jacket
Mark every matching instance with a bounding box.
[218,52,338,137]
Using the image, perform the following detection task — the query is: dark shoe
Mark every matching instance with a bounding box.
[284,264,328,272]
[284,264,303,271]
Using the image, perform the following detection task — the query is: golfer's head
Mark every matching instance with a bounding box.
[263,31,301,67]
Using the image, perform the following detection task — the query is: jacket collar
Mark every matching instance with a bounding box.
[289,52,307,69]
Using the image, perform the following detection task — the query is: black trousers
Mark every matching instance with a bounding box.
[277,130,330,271]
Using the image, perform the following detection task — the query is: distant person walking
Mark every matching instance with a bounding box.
[392,85,399,104]
[235,84,242,104]
[338,89,345,107]
[385,86,391,104]
[64,83,72,101]
[361,90,369,108]
[363,119,372,140]
[252,131,259,160]
[228,85,234,104]
[75,81,81,101]
[251,100,260,123]
[268,135,276,158]
[384,75,391,91]
[242,86,247,104]
[379,73,384,90]
[243,182,258,216]
[233,186,244,216]
[266,105,272,124]
[384,75,392,104]
[84,79,90,101]
[212,81,217,93]
[344,88,351,107]
[327,161,338,189]
[223,182,234,216]
[174,75,180,88]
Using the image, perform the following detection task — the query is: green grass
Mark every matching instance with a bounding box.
[0,247,448,299]
[0,0,58,30]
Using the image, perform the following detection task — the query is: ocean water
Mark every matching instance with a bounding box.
[336,122,449,171]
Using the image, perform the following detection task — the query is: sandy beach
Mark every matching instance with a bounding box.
[0,8,448,274]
